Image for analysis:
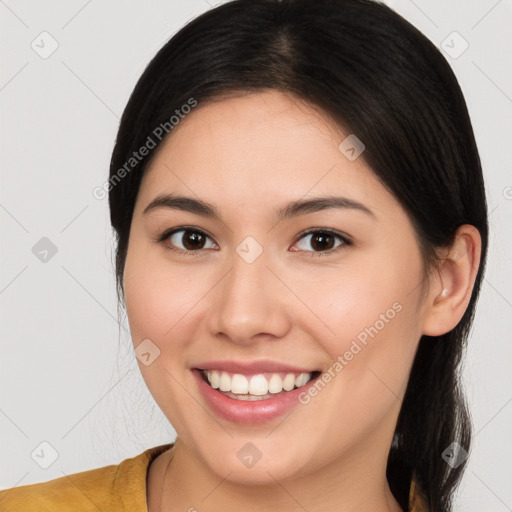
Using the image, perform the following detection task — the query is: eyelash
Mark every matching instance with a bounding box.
[156,226,353,258]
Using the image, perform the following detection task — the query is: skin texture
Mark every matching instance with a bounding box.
[123,90,481,512]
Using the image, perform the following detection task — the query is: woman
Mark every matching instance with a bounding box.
[0,0,488,511]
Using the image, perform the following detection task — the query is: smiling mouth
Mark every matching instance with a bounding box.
[197,369,322,401]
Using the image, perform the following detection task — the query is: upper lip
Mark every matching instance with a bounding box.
[193,360,319,375]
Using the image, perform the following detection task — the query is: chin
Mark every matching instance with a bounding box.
[195,437,314,485]
[213,458,304,486]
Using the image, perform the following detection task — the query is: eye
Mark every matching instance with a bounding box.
[157,226,351,258]
[158,227,218,256]
[291,229,351,257]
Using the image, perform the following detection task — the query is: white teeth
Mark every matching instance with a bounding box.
[231,373,249,394]
[204,370,314,395]
[268,374,283,394]
[209,370,220,389]
[283,373,296,391]
[248,374,269,396]
[295,373,309,387]
[219,372,231,392]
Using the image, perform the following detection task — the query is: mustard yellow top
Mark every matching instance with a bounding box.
[0,443,427,511]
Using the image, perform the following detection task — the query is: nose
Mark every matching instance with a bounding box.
[206,248,292,345]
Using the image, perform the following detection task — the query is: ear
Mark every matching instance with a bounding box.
[422,224,482,336]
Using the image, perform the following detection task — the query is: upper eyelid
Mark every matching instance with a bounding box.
[293,227,352,243]
[158,225,215,243]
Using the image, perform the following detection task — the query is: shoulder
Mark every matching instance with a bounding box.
[0,463,119,512]
[0,443,173,512]
[409,474,429,512]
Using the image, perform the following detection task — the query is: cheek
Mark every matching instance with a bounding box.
[292,252,423,405]
[291,253,420,342]
[123,246,208,430]
[124,242,202,344]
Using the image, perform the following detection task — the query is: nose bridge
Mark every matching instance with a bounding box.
[207,242,290,343]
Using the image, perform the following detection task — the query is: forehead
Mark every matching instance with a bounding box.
[135,90,398,221]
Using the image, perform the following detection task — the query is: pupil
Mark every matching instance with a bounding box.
[312,233,333,251]
[183,231,204,250]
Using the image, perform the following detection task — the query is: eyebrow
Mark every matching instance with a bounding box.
[143,193,375,221]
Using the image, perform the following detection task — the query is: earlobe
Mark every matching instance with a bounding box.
[422,224,482,336]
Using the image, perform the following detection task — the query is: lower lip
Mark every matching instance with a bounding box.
[192,369,320,424]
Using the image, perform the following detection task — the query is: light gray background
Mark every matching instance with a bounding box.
[1,0,511,510]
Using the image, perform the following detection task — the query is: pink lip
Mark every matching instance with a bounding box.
[194,359,318,375]
[192,368,321,424]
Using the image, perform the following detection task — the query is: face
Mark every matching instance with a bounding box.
[123,90,429,484]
